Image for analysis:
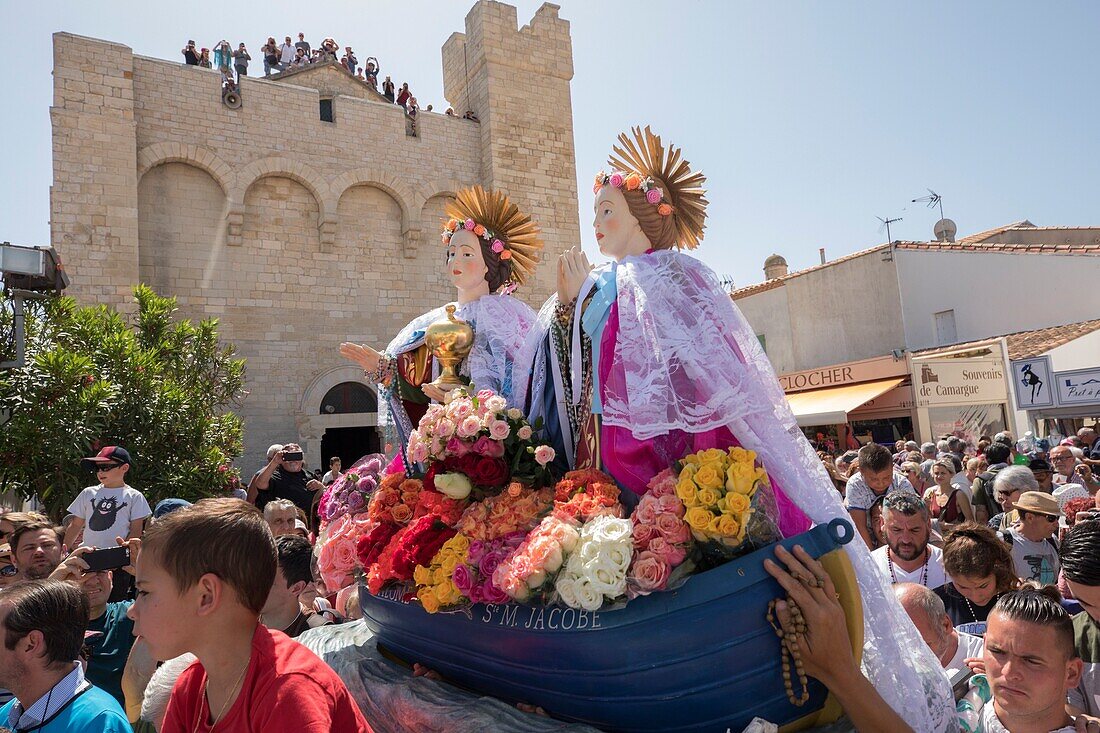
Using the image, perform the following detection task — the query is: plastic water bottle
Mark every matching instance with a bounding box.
[956,674,991,733]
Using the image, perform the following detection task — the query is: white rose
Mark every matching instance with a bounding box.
[565,552,585,576]
[507,408,523,420]
[583,555,627,597]
[605,543,632,572]
[556,576,578,608]
[526,569,547,589]
[485,395,507,413]
[544,545,564,574]
[433,472,472,500]
[573,579,604,611]
[559,529,579,554]
[590,516,632,544]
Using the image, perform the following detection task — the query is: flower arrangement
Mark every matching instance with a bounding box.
[357,521,401,571]
[593,170,674,217]
[627,468,693,597]
[366,514,457,594]
[317,511,375,591]
[554,514,634,611]
[367,472,424,525]
[552,469,623,523]
[675,447,780,560]
[318,453,386,523]
[494,515,580,602]
[454,483,554,542]
[459,533,524,604]
[408,388,556,494]
[414,534,471,614]
[441,217,512,261]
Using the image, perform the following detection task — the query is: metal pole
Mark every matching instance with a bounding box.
[0,291,25,370]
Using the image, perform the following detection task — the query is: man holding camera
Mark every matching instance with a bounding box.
[252,443,324,517]
[181,40,199,65]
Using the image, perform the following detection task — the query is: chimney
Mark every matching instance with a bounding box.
[763,254,788,280]
[819,247,826,265]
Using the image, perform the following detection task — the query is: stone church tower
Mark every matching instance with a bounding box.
[50,1,579,470]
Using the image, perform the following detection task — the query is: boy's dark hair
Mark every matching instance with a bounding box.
[142,498,275,614]
[275,534,314,587]
[329,456,341,466]
[1061,520,1100,587]
[857,442,893,473]
[984,442,1011,466]
[993,586,1076,659]
[2,579,89,666]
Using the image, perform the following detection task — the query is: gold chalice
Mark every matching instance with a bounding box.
[425,304,475,402]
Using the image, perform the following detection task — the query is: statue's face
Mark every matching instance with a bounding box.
[446,229,489,293]
[593,184,647,261]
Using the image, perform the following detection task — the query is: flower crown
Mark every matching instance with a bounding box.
[593,171,674,217]
[441,218,512,261]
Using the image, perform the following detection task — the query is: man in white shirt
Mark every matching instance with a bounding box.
[894,582,983,676]
[870,492,948,589]
[279,36,296,70]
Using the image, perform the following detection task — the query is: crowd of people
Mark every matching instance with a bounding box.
[179,34,474,120]
[1,425,1099,731]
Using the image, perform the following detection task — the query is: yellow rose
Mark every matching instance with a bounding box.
[725,492,751,515]
[694,463,725,491]
[449,535,470,553]
[727,447,756,464]
[432,568,450,586]
[685,507,713,532]
[434,583,456,606]
[707,515,723,534]
[695,448,730,467]
[441,555,459,574]
[696,487,721,508]
[413,565,432,586]
[677,477,700,507]
[420,589,442,614]
[681,454,702,467]
[725,461,760,495]
[717,513,741,538]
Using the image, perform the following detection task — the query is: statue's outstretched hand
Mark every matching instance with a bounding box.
[557,247,592,304]
[339,342,381,372]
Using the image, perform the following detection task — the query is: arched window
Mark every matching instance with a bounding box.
[320,382,377,414]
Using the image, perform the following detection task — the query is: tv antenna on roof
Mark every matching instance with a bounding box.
[877,215,903,243]
[912,188,957,241]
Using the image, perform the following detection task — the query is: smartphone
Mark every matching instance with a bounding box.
[283,451,304,462]
[83,546,131,573]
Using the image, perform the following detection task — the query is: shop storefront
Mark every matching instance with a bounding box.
[778,355,915,452]
[910,349,1010,446]
[1007,322,1100,440]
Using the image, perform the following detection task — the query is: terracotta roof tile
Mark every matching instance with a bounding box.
[958,219,1035,244]
[912,319,1100,360]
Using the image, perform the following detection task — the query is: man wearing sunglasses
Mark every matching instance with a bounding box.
[0,543,16,590]
[999,491,1062,584]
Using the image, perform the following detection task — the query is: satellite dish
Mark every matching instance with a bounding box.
[934,218,957,242]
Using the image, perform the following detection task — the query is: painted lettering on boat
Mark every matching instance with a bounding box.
[480,604,600,630]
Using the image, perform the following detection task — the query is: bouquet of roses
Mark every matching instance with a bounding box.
[494,515,580,603]
[552,469,624,522]
[365,513,457,594]
[407,387,557,497]
[626,468,693,597]
[553,514,633,611]
[454,483,554,542]
[367,472,424,525]
[318,453,386,523]
[457,532,524,604]
[413,534,471,613]
[317,511,376,592]
[675,447,780,564]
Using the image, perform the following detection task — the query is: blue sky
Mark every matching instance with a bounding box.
[2,1,1098,287]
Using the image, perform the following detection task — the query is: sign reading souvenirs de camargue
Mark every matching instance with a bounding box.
[1054,367,1100,406]
[914,358,1007,407]
[1009,356,1055,409]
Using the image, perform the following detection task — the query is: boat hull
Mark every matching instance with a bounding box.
[360,518,859,733]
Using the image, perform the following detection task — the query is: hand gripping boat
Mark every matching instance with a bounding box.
[359,518,863,733]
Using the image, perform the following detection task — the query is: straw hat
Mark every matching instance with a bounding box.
[1011,491,1062,517]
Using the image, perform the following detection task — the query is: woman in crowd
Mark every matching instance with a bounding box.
[197,48,212,68]
[924,458,974,528]
[986,464,1036,532]
[901,460,925,494]
[934,522,1019,628]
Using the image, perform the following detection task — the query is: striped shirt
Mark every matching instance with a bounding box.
[5,662,87,729]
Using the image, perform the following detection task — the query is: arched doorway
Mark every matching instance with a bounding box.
[318,382,382,472]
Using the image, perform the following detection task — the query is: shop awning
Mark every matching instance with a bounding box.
[785,378,906,427]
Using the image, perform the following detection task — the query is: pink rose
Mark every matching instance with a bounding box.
[457,415,482,439]
[655,513,691,545]
[408,443,429,464]
[476,389,495,401]
[447,400,473,421]
[452,564,474,596]
[534,445,556,467]
[647,537,684,567]
[657,494,684,518]
[470,435,505,458]
[489,420,511,441]
[435,418,456,438]
[631,551,671,593]
[464,218,476,231]
[445,437,472,457]
[609,172,624,188]
[517,425,533,440]
[491,239,504,253]
[633,521,657,549]
[482,578,510,604]
[635,498,658,525]
[645,188,662,205]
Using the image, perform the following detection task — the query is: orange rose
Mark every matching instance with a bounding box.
[625,173,642,191]
[446,218,460,231]
[391,504,413,524]
[657,203,673,216]
[474,224,486,236]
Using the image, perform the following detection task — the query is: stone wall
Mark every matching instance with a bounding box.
[50,1,578,471]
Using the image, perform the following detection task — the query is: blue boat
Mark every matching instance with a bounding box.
[359,518,863,733]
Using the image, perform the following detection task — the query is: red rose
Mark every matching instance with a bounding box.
[447,454,509,488]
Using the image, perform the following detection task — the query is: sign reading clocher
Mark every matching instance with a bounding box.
[913,358,1007,407]
[1054,367,1100,406]
[779,355,909,394]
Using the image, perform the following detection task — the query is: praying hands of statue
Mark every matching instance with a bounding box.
[557,246,593,305]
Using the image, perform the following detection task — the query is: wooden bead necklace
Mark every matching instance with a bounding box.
[766,598,810,707]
